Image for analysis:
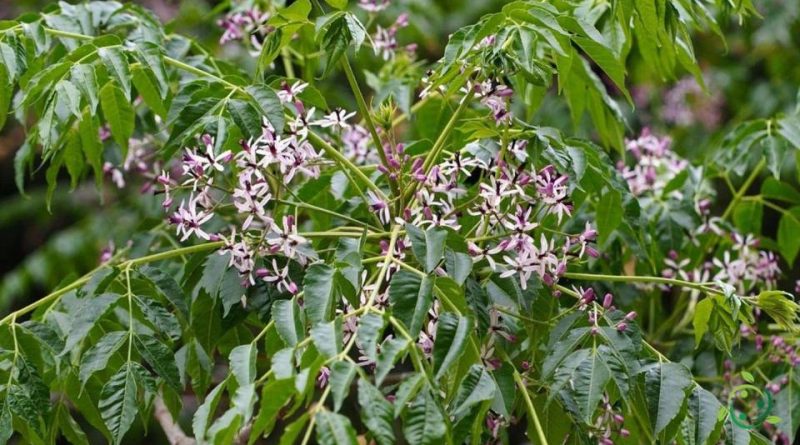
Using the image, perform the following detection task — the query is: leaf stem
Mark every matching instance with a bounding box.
[402,91,474,203]
[562,272,723,296]
[306,131,388,202]
[511,367,549,445]
[340,57,398,198]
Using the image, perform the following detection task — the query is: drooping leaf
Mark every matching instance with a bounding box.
[99,363,138,445]
[61,293,122,354]
[79,331,127,385]
[99,81,134,155]
[777,207,800,264]
[356,312,385,363]
[229,344,257,385]
[375,337,409,386]
[273,299,305,347]
[402,390,446,445]
[432,313,471,380]
[686,386,725,445]
[315,410,358,445]
[388,271,433,339]
[249,378,295,444]
[450,365,496,420]
[311,319,342,359]
[644,362,693,436]
[329,361,357,412]
[303,264,338,325]
[134,335,181,391]
[357,379,395,445]
[405,224,447,273]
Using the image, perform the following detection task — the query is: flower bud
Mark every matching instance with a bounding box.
[603,293,613,309]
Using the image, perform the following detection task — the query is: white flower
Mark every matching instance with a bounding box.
[312,108,356,130]
[267,215,309,263]
[277,81,308,104]
[171,196,213,241]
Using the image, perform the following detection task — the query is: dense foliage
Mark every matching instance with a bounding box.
[2,0,800,444]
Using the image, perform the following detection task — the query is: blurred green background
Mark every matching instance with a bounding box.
[2,0,800,443]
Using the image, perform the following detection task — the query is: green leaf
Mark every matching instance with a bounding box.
[245,85,284,132]
[99,363,138,445]
[693,297,713,347]
[64,129,85,188]
[79,331,127,385]
[375,337,409,386]
[329,361,357,412]
[279,413,309,445]
[304,264,338,325]
[732,200,763,235]
[357,379,395,445]
[131,64,167,118]
[249,378,294,444]
[774,381,800,443]
[0,403,10,445]
[98,46,131,97]
[686,386,725,445]
[134,334,181,391]
[70,64,99,112]
[99,81,134,155]
[320,14,352,78]
[403,390,446,445]
[324,0,348,9]
[573,350,610,423]
[432,313,471,380]
[644,362,693,436]
[273,299,305,346]
[56,405,90,445]
[450,365,496,420]
[316,410,358,445]
[62,293,122,354]
[444,233,472,285]
[228,98,264,139]
[394,373,425,417]
[271,348,295,380]
[0,62,10,131]
[139,266,189,317]
[388,271,433,338]
[56,79,82,120]
[311,319,342,359]
[134,296,181,340]
[777,207,800,264]
[762,178,800,204]
[596,189,622,244]
[356,313,385,363]
[779,114,800,149]
[755,290,800,331]
[405,224,447,273]
[230,344,257,385]
[78,112,103,189]
[192,382,225,445]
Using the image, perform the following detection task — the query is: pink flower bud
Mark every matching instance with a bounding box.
[624,311,637,321]
[603,293,613,309]
[616,322,627,332]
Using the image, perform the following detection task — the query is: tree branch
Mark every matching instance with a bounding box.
[154,395,196,445]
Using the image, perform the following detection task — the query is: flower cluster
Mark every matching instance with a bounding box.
[159,81,358,289]
[662,75,724,130]
[372,13,415,60]
[591,394,630,445]
[217,7,270,50]
[619,128,687,197]
[358,0,391,13]
[663,228,781,297]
